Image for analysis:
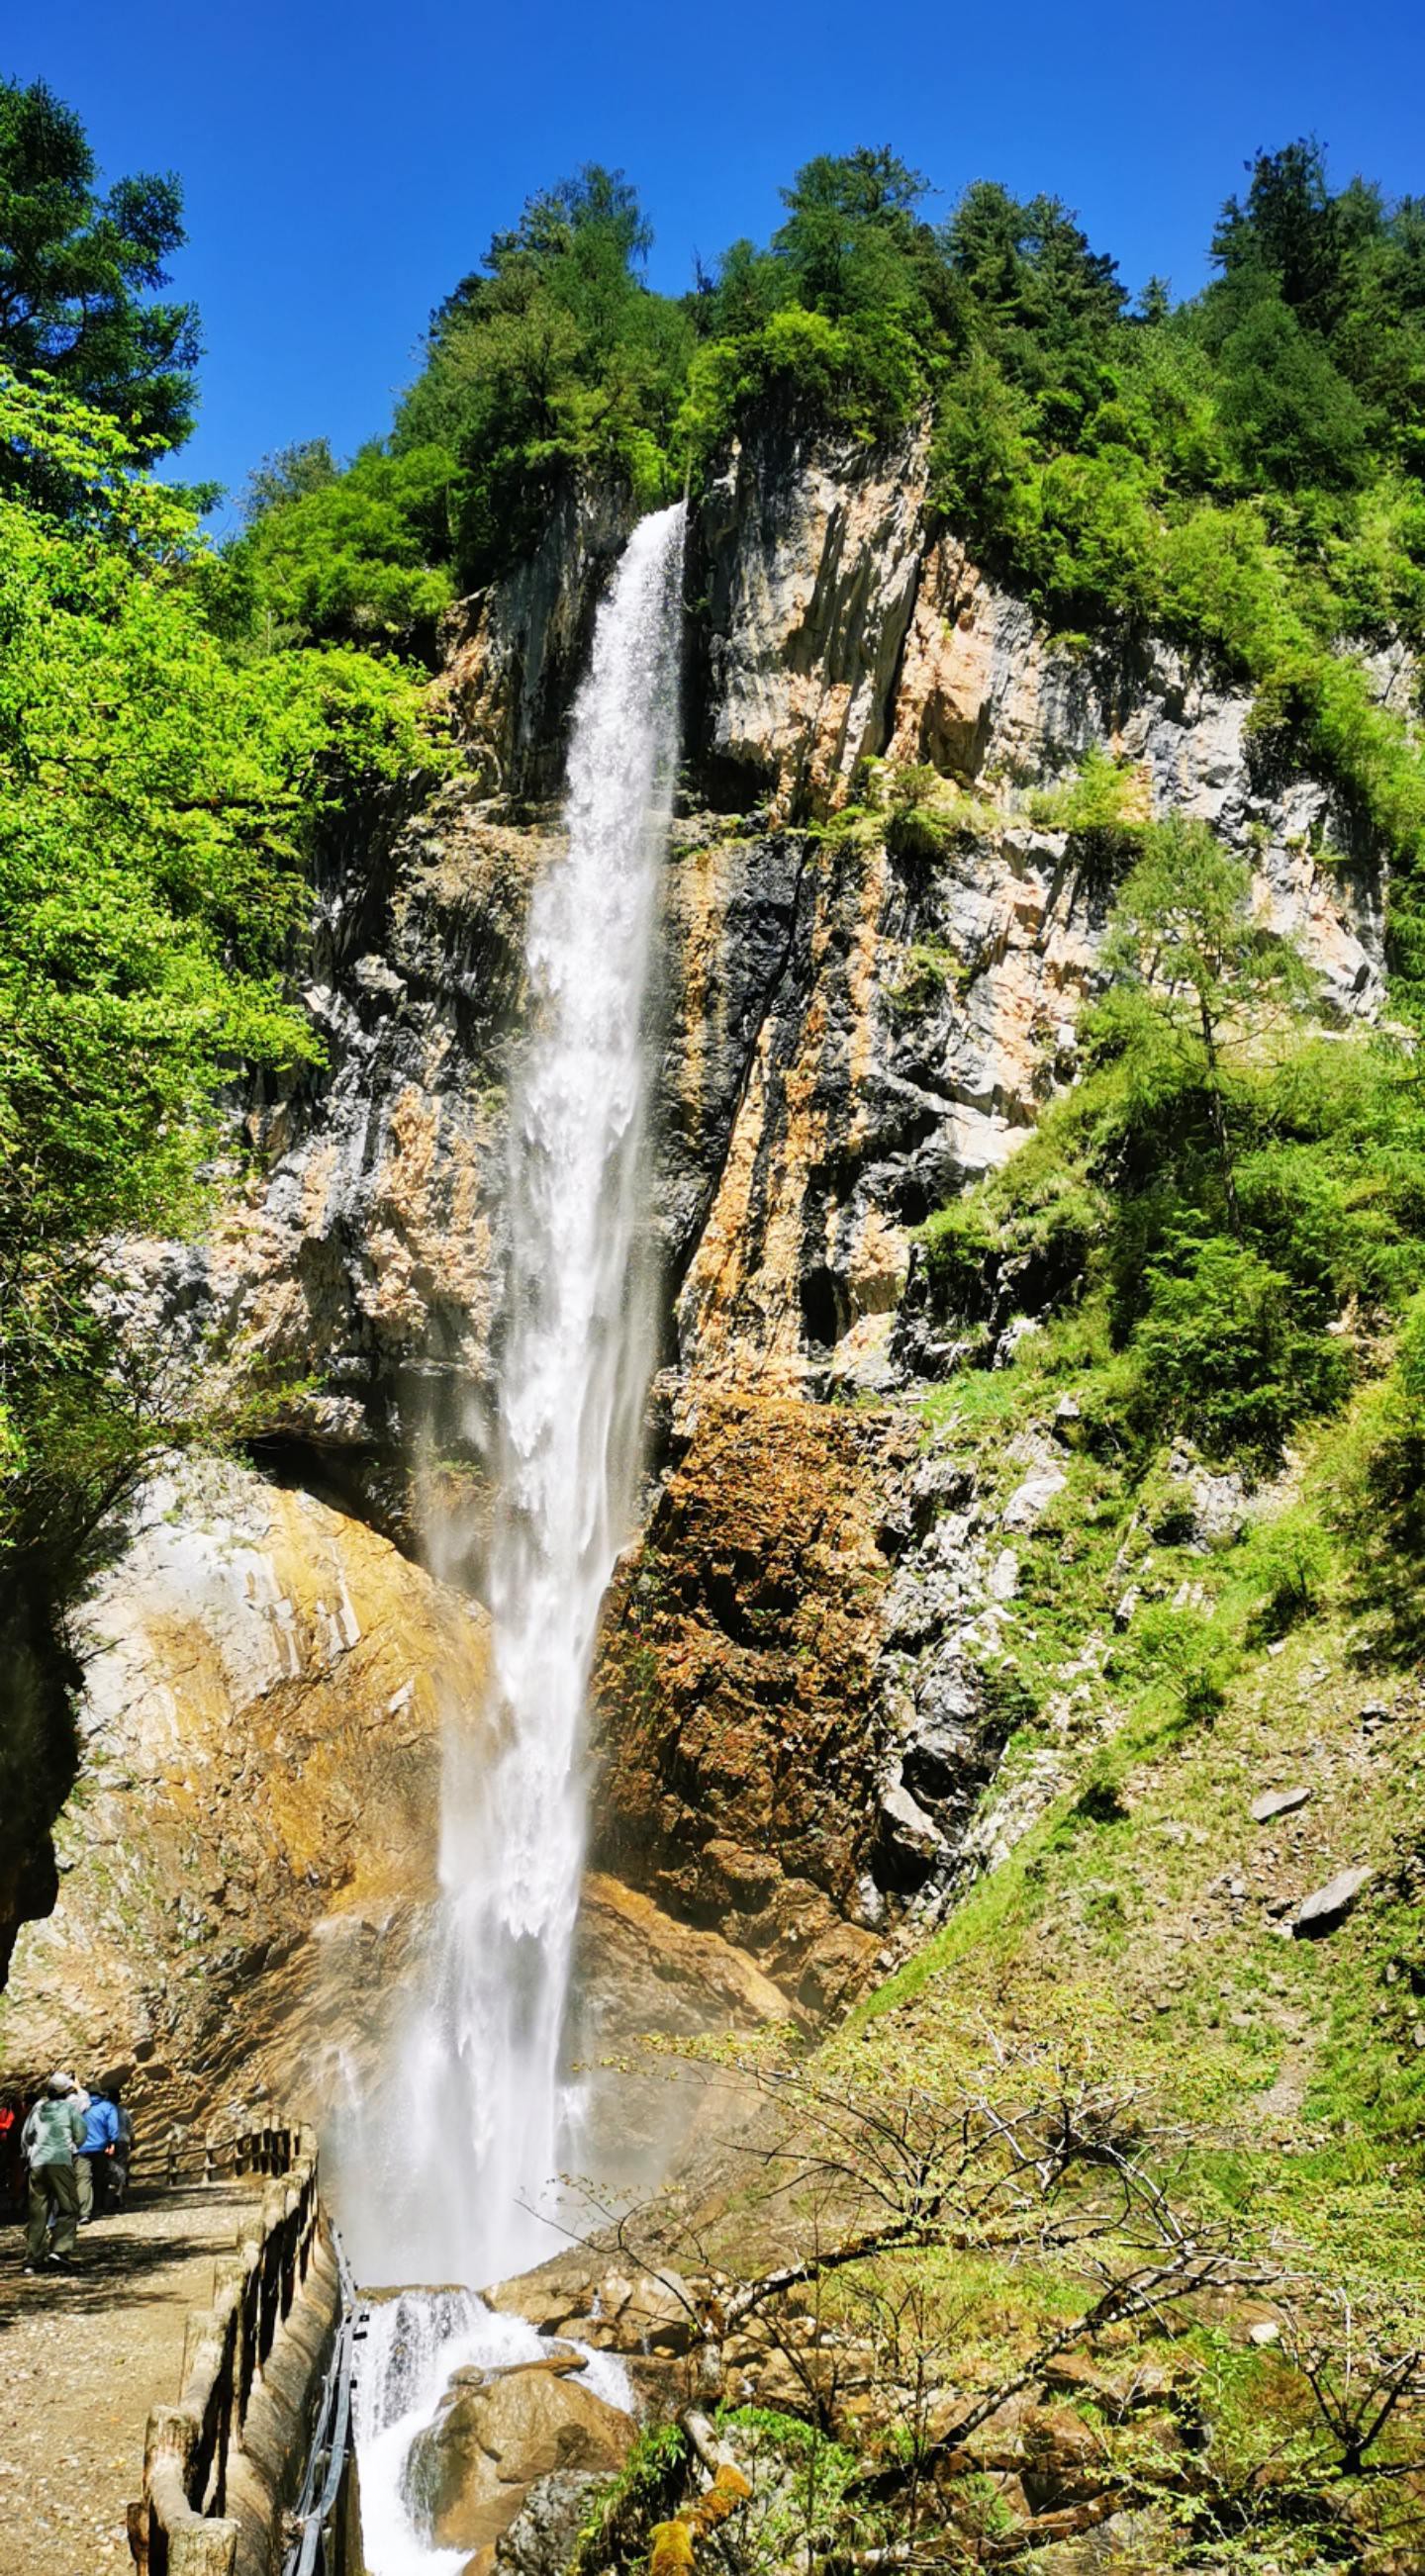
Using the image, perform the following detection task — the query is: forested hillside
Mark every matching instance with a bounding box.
[236,141,1425,968]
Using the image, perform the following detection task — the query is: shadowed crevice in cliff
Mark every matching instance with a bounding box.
[438,473,642,802]
[1,1561,98,1993]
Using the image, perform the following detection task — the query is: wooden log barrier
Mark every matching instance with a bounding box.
[129,2121,320,2575]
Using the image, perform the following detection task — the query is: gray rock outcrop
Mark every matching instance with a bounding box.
[1293,1867,1372,1938]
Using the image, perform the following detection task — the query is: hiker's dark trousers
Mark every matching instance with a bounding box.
[26,2161,79,2259]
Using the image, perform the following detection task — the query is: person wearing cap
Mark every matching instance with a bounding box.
[21,2073,86,2270]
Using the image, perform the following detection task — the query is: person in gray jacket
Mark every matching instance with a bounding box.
[22,2072,86,2271]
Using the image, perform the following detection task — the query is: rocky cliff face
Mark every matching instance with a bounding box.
[121,413,1383,1488]
[1,408,1391,2116]
[0,1454,791,2189]
[687,414,930,817]
[0,1456,490,2129]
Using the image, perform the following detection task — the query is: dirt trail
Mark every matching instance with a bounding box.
[0,2180,262,2576]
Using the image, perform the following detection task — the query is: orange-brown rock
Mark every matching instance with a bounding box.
[594,1389,913,2012]
[405,2360,633,2554]
[0,1451,804,2200]
[0,1455,491,2141]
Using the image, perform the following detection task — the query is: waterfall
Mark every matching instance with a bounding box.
[342,500,686,2297]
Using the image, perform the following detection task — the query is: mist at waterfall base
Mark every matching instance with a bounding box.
[339,504,685,2570]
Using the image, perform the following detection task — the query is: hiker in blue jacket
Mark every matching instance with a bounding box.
[21,2073,86,2270]
[75,2083,121,2222]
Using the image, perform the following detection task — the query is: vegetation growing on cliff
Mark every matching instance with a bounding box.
[0,371,442,1556]
[919,820,1425,1488]
[225,136,1425,1012]
[229,165,694,622]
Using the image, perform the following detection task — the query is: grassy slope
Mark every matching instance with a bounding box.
[847,1355,1425,2264]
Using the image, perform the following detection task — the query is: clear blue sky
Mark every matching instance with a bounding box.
[11,0,1425,516]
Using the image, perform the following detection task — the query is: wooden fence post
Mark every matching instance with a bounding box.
[169,2521,238,2574]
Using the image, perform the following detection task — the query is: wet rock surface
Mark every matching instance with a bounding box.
[405,2357,633,2557]
[0,1444,801,2176]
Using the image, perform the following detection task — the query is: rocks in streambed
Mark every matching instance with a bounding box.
[485,2255,701,2359]
[405,2355,634,2557]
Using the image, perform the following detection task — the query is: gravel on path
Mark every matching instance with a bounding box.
[0,2181,262,2576]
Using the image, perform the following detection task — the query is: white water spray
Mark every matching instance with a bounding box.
[344,502,686,2297]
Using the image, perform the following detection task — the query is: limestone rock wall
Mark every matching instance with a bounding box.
[688,413,930,818]
[438,475,640,801]
[0,1457,490,2136]
[104,791,554,1578]
[137,416,1384,1499]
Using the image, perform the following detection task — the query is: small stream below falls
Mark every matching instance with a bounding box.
[356,2294,634,2576]
[348,504,687,2565]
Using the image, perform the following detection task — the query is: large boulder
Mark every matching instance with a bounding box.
[405,2358,634,2555]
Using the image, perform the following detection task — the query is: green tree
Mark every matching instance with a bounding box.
[1203,276,1373,492]
[772,146,937,323]
[0,77,198,449]
[1212,138,1353,335]
[393,165,691,585]
[944,182,1126,351]
[241,437,340,518]
[1102,820,1311,1236]
[228,440,456,648]
[0,371,443,1549]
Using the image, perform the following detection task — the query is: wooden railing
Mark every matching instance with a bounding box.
[131,2123,303,2193]
[128,2121,322,2576]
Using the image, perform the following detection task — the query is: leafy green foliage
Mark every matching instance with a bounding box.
[228,439,457,648]
[717,2410,883,2570]
[567,2419,689,2575]
[1026,745,1147,839]
[677,147,943,468]
[231,142,1425,992]
[0,372,443,1549]
[921,824,1425,1467]
[0,77,199,451]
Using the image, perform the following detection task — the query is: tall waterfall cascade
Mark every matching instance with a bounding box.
[345,500,685,2320]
